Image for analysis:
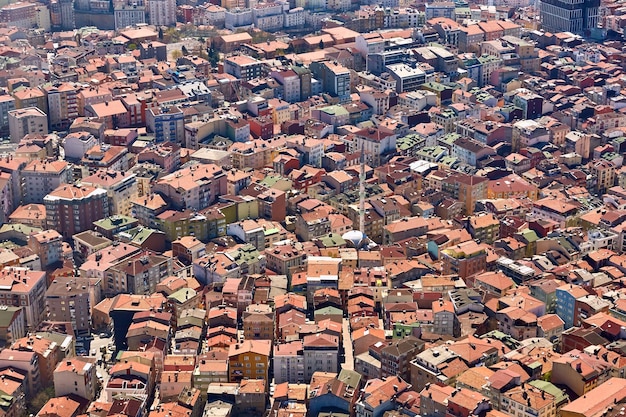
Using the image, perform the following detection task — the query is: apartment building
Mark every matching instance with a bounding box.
[224,55,262,82]
[21,159,72,204]
[81,170,139,216]
[46,277,98,335]
[0,349,40,395]
[44,83,79,130]
[154,164,227,211]
[53,357,97,401]
[242,304,274,341]
[44,184,110,239]
[146,106,184,144]
[303,333,339,381]
[0,267,46,330]
[273,341,304,384]
[441,241,488,279]
[27,229,62,268]
[107,251,173,296]
[228,340,271,383]
[8,107,48,143]
[147,0,176,25]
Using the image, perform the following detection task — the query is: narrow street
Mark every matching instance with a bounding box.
[341,319,353,371]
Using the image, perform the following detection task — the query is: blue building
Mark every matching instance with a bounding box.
[146,105,184,143]
[555,284,589,329]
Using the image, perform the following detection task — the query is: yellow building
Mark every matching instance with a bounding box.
[228,340,271,383]
[590,159,615,194]
[488,173,538,200]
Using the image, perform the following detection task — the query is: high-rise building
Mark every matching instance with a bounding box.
[8,107,48,143]
[21,160,72,205]
[540,0,600,34]
[44,82,79,130]
[44,184,110,239]
[147,0,175,26]
[114,2,146,30]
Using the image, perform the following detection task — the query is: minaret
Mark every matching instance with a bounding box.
[359,144,365,235]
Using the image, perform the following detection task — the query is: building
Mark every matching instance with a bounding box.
[590,159,615,195]
[153,164,226,211]
[8,107,48,143]
[242,304,274,341]
[432,299,460,337]
[0,2,42,29]
[380,336,425,383]
[273,341,304,384]
[27,229,62,268]
[0,267,46,331]
[81,170,139,216]
[21,160,72,205]
[560,378,626,417]
[386,63,426,93]
[46,277,98,335]
[224,56,262,83]
[228,340,271,383]
[310,61,351,102]
[0,349,40,394]
[540,0,600,34]
[0,306,25,346]
[271,70,301,103]
[53,357,97,401]
[303,333,339,381]
[410,346,467,391]
[147,0,176,26]
[45,83,78,130]
[441,241,488,279]
[114,3,146,29]
[556,284,589,329]
[44,184,110,239]
[425,2,455,19]
[63,132,98,161]
[107,251,173,296]
[146,106,184,144]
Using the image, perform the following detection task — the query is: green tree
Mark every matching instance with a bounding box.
[319,39,324,49]
[158,27,164,40]
[28,386,55,415]
[127,43,137,50]
[181,45,189,55]
[207,47,219,66]
[171,49,183,60]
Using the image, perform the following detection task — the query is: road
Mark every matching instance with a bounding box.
[90,333,114,402]
[341,319,353,371]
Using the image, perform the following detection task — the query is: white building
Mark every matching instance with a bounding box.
[63,131,98,161]
[273,341,304,384]
[385,63,426,93]
[254,13,283,31]
[114,4,146,30]
[578,229,618,256]
[303,333,339,381]
[271,70,301,103]
[21,159,72,204]
[54,358,97,401]
[147,0,175,26]
[193,4,226,26]
[8,107,48,143]
[283,7,305,27]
